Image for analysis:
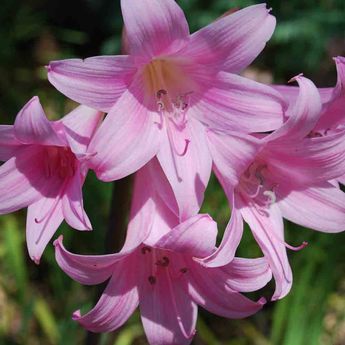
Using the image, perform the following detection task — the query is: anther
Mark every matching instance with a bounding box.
[141,247,151,255]
[148,276,156,285]
[157,89,168,99]
[156,256,170,267]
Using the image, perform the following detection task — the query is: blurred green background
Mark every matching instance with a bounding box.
[1,0,345,344]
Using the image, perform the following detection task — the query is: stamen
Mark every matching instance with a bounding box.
[263,190,277,205]
[141,247,152,255]
[148,276,156,285]
[166,270,196,339]
[156,256,170,267]
[157,89,168,98]
[284,241,308,252]
[247,184,263,199]
[167,123,190,157]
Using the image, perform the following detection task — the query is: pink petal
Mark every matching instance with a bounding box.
[47,56,136,112]
[207,130,262,189]
[122,165,160,251]
[139,264,197,345]
[0,125,21,161]
[147,158,179,217]
[179,4,275,73]
[222,257,272,292]
[87,77,162,181]
[188,259,265,318]
[191,72,285,133]
[121,0,189,60]
[316,57,345,130]
[273,85,333,107]
[277,182,345,233]
[267,75,321,142]
[26,197,64,264]
[0,147,60,214]
[54,236,130,285]
[266,131,345,186]
[157,118,212,220]
[59,105,103,156]
[155,214,217,258]
[240,199,292,300]
[62,169,92,231]
[199,198,243,267]
[73,259,139,332]
[143,195,179,247]
[14,96,63,146]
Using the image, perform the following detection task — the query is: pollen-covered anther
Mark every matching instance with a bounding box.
[148,275,156,285]
[141,246,152,255]
[156,256,170,267]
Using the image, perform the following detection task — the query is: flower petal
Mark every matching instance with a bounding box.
[47,56,136,112]
[277,182,345,233]
[199,199,243,267]
[139,264,197,345]
[221,257,272,292]
[122,164,159,251]
[188,259,265,318]
[267,75,321,142]
[26,197,64,264]
[0,125,21,161]
[87,77,162,181]
[157,118,212,220]
[14,96,63,146]
[121,0,189,60]
[0,147,61,214]
[240,199,292,300]
[62,168,92,231]
[59,105,103,156]
[266,130,345,186]
[207,130,262,189]
[54,236,130,285]
[155,214,217,258]
[191,72,285,133]
[180,4,275,74]
[316,56,345,130]
[73,259,139,332]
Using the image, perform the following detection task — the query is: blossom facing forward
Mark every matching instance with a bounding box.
[54,163,271,345]
[200,75,345,300]
[47,0,286,220]
[0,97,102,263]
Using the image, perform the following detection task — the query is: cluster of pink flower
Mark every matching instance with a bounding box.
[1,1,345,344]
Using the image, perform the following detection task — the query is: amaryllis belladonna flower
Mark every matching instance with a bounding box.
[274,56,345,184]
[54,163,271,345]
[0,97,102,263]
[47,0,286,220]
[199,75,345,300]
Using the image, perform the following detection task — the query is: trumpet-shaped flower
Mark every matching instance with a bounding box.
[0,97,102,263]
[47,0,286,220]
[274,56,345,183]
[54,162,271,345]
[200,76,345,300]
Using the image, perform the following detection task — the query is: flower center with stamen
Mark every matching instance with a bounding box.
[44,146,77,180]
[239,162,308,252]
[239,161,277,212]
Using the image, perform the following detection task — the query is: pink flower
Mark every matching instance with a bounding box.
[47,0,286,220]
[199,76,345,300]
[0,97,102,263]
[274,56,345,183]
[54,163,271,345]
